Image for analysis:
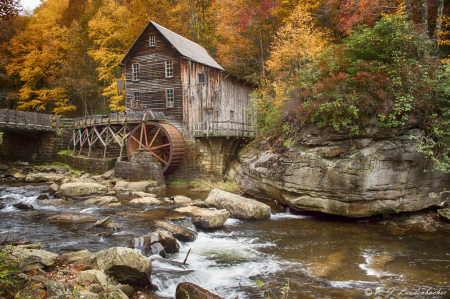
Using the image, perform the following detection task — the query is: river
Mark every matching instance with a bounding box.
[1,182,449,298]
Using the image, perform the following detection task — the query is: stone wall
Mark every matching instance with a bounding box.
[166,137,245,182]
[56,153,115,174]
[0,132,61,164]
[115,152,164,184]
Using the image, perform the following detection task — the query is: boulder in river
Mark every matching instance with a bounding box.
[132,191,157,198]
[129,197,162,205]
[437,208,450,221]
[205,189,271,220]
[58,249,91,264]
[58,182,108,197]
[0,203,5,209]
[37,193,50,200]
[93,216,121,230]
[175,282,224,299]
[115,180,164,193]
[49,214,97,223]
[131,231,179,253]
[9,247,59,272]
[142,242,167,258]
[173,195,192,204]
[83,196,118,206]
[174,206,229,228]
[87,247,152,287]
[154,221,198,242]
[25,173,65,183]
[13,202,34,210]
[49,183,59,195]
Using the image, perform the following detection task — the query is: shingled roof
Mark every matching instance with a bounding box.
[120,21,224,71]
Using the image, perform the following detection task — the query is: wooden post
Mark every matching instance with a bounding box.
[206,121,209,139]
[56,115,60,131]
[5,109,9,128]
[192,121,195,137]
[227,120,230,139]
[104,126,109,160]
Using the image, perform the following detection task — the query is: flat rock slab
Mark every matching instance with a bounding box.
[84,196,118,206]
[10,248,59,272]
[49,214,97,223]
[132,191,157,198]
[129,197,162,205]
[174,206,229,228]
[58,182,108,197]
[205,189,271,220]
[25,173,65,183]
[115,180,161,193]
[59,249,91,264]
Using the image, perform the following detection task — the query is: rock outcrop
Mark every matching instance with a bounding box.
[228,128,450,217]
[205,189,271,220]
[9,248,58,272]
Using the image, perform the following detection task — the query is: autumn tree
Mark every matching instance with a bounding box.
[0,0,22,20]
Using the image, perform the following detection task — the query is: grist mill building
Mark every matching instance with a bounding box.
[119,20,255,180]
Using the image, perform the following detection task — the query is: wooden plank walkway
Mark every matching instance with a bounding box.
[0,109,62,132]
[192,121,255,138]
[72,110,166,128]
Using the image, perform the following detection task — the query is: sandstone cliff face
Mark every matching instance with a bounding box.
[228,128,450,217]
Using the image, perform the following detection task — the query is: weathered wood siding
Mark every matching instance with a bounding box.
[181,59,254,137]
[124,24,183,132]
[181,59,221,135]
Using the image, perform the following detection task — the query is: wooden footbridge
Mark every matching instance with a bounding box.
[0,109,69,132]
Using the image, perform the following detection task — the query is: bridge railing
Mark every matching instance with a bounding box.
[0,109,76,131]
[192,121,255,138]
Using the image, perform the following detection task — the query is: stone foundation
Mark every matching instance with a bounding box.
[166,137,246,182]
[56,153,115,174]
[115,152,164,184]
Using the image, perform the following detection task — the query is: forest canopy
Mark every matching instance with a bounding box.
[1,0,450,170]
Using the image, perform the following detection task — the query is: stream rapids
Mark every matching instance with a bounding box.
[1,182,449,298]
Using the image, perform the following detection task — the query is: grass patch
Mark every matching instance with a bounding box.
[189,179,243,194]
[168,179,188,186]
[58,149,74,155]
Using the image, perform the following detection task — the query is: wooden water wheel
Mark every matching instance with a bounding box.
[127,122,185,175]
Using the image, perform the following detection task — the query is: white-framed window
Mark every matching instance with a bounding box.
[133,92,140,108]
[132,63,140,81]
[166,89,174,108]
[230,110,235,120]
[165,59,173,78]
[198,73,206,84]
[149,35,155,47]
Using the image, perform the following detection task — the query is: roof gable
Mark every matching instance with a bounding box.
[121,21,224,71]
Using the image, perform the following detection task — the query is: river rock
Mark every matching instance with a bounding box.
[84,196,118,206]
[49,183,59,195]
[37,193,50,200]
[154,221,197,242]
[115,180,163,193]
[13,172,26,181]
[13,202,34,210]
[87,247,152,287]
[76,270,108,287]
[49,214,97,223]
[102,169,115,179]
[132,191,157,198]
[0,203,4,209]
[46,279,71,297]
[59,249,91,264]
[190,200,210,208]
[175,282,223,299]
[173,195,192,204]
[0,163,9,171]
[205,189,270,220]
[174,206,229,228]
[25,173,65,183]
[114,285,134,297]
[9,247,59,272]
[384,214,434,234]
[437,208,450,221]
[93,216,121,230]
[142,242,167,258]
[58,182,108,197]
[228,128,450,217]
[129,197,162,205]
[131,231,179,253]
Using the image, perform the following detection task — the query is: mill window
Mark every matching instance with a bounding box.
[165,59,173,78]
[166,89,174,108]
[132,63,140,81]
[133,92,141,108]
[198,73,206,84]
[149,35,155,47]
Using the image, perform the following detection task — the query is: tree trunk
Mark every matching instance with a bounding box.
[434,0,444,55]
[405,0,412,21]
[421,0,429,36]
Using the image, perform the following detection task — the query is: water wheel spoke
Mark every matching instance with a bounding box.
[149,127,161,147]
[131,135,142,146]
[150,143,170,150]
[151,151,168,165]
[143,124,148,146]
